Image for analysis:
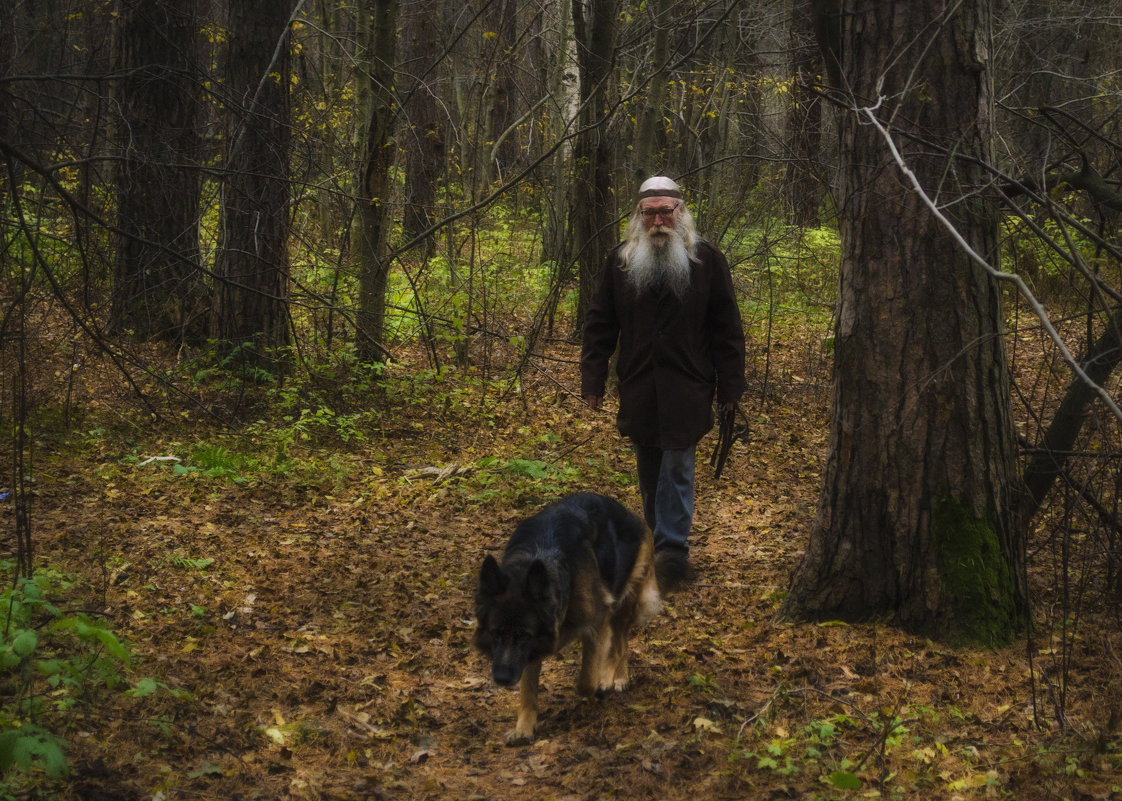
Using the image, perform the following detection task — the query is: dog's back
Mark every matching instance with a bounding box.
[504,492,647,592]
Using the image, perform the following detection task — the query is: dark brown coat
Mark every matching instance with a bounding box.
[580,240,746,449]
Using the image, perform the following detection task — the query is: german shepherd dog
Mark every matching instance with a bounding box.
[474,493,661,745]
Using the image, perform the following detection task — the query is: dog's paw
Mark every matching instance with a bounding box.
[595,678,630,694]
[504,728,534,747]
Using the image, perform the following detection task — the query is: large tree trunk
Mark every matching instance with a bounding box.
[781,0,1025,643]
[214,0,293,366]
[111,0,206,344]
[351,0,399,362]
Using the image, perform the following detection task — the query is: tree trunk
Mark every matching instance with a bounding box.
[400,0,445,256]
[111,0,206,344]
[571,0,618,331]
[784,0,823,227]
[631,0,670,184]
[780,0,1025,644]
[351,0,399,362]
[1019,305,1122,526]
[483,0,519,183]
[0,2,21,197]
[539,0,574,280]
[214,0,293,367]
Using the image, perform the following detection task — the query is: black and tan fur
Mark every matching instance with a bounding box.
[474,493,661,745]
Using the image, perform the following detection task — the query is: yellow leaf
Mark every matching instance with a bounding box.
[692,717,721,733]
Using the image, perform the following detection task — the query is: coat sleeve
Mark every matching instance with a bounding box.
[706,245,746,406]
[580,255,620,398]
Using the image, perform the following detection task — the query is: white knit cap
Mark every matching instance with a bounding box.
[637,176,682,200]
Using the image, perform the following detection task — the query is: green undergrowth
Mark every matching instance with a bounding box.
[74,348,633,509]
[696,672,1122,799]
[0,561,179,797]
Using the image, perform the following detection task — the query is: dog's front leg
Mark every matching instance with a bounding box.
[578,620,614,695]
[506,660,541,746]
[607,615,632,691]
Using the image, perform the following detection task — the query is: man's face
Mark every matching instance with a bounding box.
[639,197,681,239]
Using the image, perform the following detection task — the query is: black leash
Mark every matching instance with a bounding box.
[709,402,750,480]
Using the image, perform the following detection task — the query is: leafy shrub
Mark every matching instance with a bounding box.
[0,562,132,788]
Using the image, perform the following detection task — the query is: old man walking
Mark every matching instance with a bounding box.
[581,176,746,590]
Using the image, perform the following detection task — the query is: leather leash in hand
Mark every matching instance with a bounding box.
[710,403,749,480]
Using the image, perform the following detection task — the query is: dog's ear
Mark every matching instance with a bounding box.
[524,559,552,605]
[524,560,562,625]
[478,554,507,598]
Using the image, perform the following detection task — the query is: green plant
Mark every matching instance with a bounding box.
[733,712,866,792]
[687,673,718,694]
[245,373,372,466]
[183,340,278,392]
[130,442,257,483]
[190,444,242,474]
[0,562,133,786]
[0,725,68,782]
[170,444,252,482]
[167,555,214,572]
[457,457,584,502]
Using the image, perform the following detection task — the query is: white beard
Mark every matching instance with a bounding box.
[622,227,693,299]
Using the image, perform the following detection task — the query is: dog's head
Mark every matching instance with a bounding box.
[474,554,559,687]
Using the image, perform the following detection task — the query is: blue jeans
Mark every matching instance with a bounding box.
[632,442,696,554]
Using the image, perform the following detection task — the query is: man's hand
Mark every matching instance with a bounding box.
[583,395,602,411]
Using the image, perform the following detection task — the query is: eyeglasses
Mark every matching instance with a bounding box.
[640,206,679,220]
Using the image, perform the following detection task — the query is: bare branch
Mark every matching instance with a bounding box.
[859,99,1122,427]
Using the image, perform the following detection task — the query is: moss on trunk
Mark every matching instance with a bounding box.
[932,497,1018,646]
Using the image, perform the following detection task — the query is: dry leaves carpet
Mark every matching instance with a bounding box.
[16,340,1122,801]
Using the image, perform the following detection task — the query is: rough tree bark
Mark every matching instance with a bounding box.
[571,0,618,330]
[111,0,206,344]
[214,0,293,366]
[539,0,574,285]
[351,0,399,362]
[482,0,519,183]
[785,0,824,227]
[631,0,671,184]
[781,0,1025,643]
[400,0,446,256]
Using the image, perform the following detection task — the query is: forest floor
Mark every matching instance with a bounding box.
[12,335,1122,801]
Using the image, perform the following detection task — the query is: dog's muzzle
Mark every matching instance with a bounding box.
[491,647,523,686]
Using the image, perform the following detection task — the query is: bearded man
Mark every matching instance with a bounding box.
[581,176,746,589]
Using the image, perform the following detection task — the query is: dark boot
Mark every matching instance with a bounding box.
[654,547,695,592]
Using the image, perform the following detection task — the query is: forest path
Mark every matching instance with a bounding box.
[33,355,1089,800]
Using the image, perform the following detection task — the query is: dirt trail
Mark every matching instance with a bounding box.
[31,362,1110,800]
